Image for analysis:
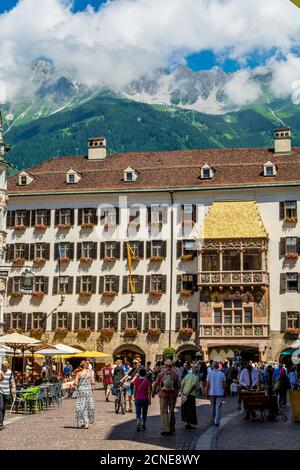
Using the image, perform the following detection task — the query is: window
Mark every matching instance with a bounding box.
[59,277,70,294]
[105,276,116,292]
[128,241,139,258]
[125,172,133,182]
[151,275,162,292]
[82,242,93,258]
[105,242,116,258]
[36,209,47,226]
[202,168,211,179]
[35,243,47,259]
[15,244,25,259]
[59,242,70,258]
[244,308,253,324]
[213,301,252,324]
[287,312,299,329]
[182,312,195,329]
[59,209,71,225]
[80,312,91,329]
[202,250,220,271]
[83,209,95,225]
[13,277,21,293]
[287,273,298,292]
[234,310,243,324]
[127,275,139,293]
[201,164,213,179]
[286,237,297,254]
[265,166,274,176]
[21,176,27,185]
[12,313,22,329]
[81,277,93,293]
[151,241,163,257]
[68,174,75,184]
[104,312,115,329]
[214,308,222,324]
[243,249,262,271]
[183,240,195,256]
[57,312,68,329]
[33,313,44,329]
[150,312,161,329]
[101,208,117,226]
[223,250,241,271]
[126,312,137,328]
[285,201,297,218]
[182,274,194,291]
[16,210,27,226]
[34,277,45,292]
[224,309,232,324]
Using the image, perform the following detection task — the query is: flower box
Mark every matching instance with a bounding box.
[150,256,165,262]
[286,328,300,335]
[8,327,24,334]
[102,291,118,297]
[284,253,298,261]
[103,256,116,263]
[10,292,23,299]
[99,328,115,341]
[147,328,161,337]
[79,291,92,298]
[14,225,26,231]
[124,327,138,338]
[284,217,298,224]
[33,257,46,266]
[32,291,45,299]
[54,327,68,339]
[81,223,95,229]
[12,258,25,266]
[149,290,162,297]
[30,328,44,340]
[179,289,193,297]
[178,327,193,340]
[80,256,93,264]
[34,224,47,231]
[57,223,71,230]
[59,256,70,264]
[180,254,194,261]
[77,328,92,340]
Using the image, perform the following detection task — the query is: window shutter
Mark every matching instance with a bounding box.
[25,211,30,227]
[193,275,198,292]
[100,242,105,259]
[6,245,14,262]
[29,244,35,261]
[70,209,75,226]
[54,243,59,260]
[3,313,9,332]
[298,274,300,294]
[77,243,82,260]
[45,244,50,260]
[297,238,300,256]
[145,275,151,293]
[192,312,198,330]
[46,210,51,227]
[7,278,13,295]
[91,277,97,294]
[177,240,183,258]
[136,312,142,331]
[123,242,127,259]
[27,313,32,331]
[192,205,197,223]
[280,238,286,258]
[147,206,151,224]
[99,276,104,294]
[146,241,151,258]
[74,313,80,330]
[144,312,149,331]
[162,241,167,258]
[24,244,30,260]
[280,273,287,294]
[21,313,26,331]
[78,209,83,225]
[52,312,57,331]
[122,276,128,294]
[93,209,98,225]
[68,277,74,294]
[76,277,81,294]
[69,243,74,260]
[31,210,36,227]
[176,312,181,332]
[91,242,97,259]
[90,313,95,330]
[176,275,182,293]
[138,241,144,259]
[98,312,103,330]
[161,313,166,332]
[113,313,118,330]
[161,275,167,293]
[44,277,49,294]
[138,276,143,294]
[7,211,14,228]
[279,202,285,220]
[114,276,120,293]
[121,312,126,330]
[52,277,58,295]
[55,209,60,226]
[116,207,120,225]
[115,242,121,259]
[280,312,287,333]
[67,313,72,330]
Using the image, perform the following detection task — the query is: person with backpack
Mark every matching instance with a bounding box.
[102,361,113,402]
[152,359,181,435]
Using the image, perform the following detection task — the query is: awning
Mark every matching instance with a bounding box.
[201,201,268,239]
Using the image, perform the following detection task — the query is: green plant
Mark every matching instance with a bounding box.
[123,327,138,337]
[163,347,176,360]
[99,328,115,342]
[54,327,68,339]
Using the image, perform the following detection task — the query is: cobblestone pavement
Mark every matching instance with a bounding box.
[1,387,237,450]
[212,403,300,450]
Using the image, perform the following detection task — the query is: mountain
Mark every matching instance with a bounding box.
[2,61,300,171]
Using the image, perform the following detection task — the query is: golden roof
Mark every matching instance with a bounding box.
[202,201,268,239]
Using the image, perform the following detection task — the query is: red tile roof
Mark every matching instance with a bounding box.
[8,147,300,194]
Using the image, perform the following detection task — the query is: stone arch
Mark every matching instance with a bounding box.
[176,344,200,362]
[113,344,146,365]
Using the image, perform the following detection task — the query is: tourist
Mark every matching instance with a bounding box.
[276,368,291,407]
[64,361,72,379]
[153,361,162,381]
[112,358,125,399]
[126,359,140,412]
[102,361,113,402]
[238,362,259,419]
[181,365,199,429]
[207,360,226,426]
[0,359,16,431]
[134,368,152,431]
[225,361,235,396]
[152,359,181,435]
[179,361,191,382]
[146,361,153,382]
[198,360,208,396]
[288,367,298,390]
[74,360,95,429]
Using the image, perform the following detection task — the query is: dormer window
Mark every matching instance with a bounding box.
[200,164,214,180]
[21,176,27,185]
[68,174,75,184]
[263,161,276,177]
[18,171,34,186]
[66,169,81,184]
[123,167,138,182]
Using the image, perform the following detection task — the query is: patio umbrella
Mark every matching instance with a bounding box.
[71,351,112,360]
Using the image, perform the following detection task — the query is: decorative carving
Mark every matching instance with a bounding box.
[254,326,263,336]
[244,326,253,336]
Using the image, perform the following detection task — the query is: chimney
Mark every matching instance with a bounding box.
[88,136,107,160]
[274,128,291,154]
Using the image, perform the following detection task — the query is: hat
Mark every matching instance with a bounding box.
[164,359,173,367]
[133,359,139,364]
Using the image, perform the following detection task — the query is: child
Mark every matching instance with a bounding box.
[133,368,152,431]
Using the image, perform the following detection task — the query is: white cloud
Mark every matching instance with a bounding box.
[224,70,262,106]
[0,0,300,100]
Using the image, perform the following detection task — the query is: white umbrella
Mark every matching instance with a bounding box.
[54,343,81,354]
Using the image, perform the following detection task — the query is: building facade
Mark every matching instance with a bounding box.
[3,131,300,363]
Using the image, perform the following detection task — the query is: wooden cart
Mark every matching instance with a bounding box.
[241,390,269,422]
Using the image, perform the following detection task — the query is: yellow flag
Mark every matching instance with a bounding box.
[290,0,300,7]
[126,241,135,294]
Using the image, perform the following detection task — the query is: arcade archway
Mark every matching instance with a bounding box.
[113,344,146,366]
[176,344,201,363]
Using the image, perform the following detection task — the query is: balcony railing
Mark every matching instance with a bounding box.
[199,324,269,338]
[198,271,269,286]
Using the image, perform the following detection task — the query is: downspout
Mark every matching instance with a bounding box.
[168,191,174,347]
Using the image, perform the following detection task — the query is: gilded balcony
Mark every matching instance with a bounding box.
[198,271,269,286]
[199,323,269,338]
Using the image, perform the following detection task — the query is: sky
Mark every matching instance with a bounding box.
[0,0,300,105]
